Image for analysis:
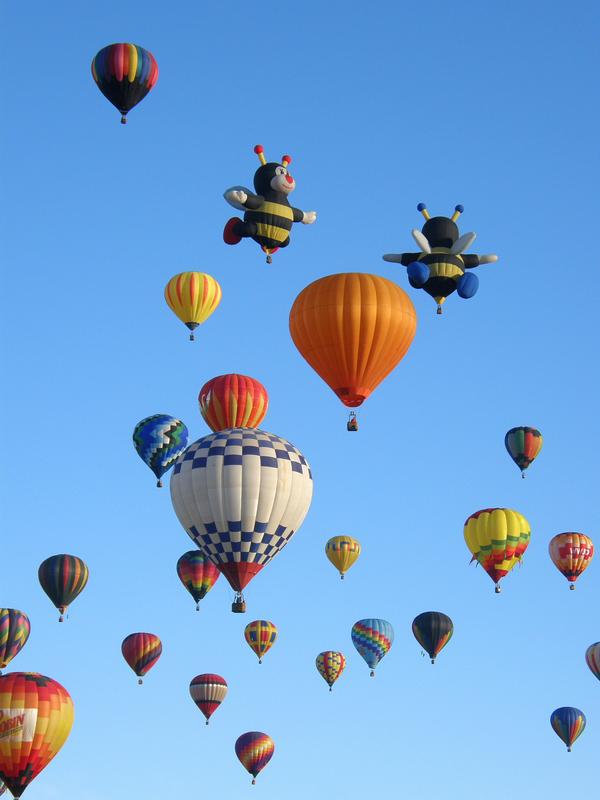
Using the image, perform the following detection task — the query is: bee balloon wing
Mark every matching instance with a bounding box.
[382,253,405,263]
[223,186,254,211]
[450,232,477,255]
[411,229,432,254]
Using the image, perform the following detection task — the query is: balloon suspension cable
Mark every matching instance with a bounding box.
[157,479,163,488]
[370,670,375,677]
[121,114,127,124]
[494,584,501,594]
[189,332,195,342]
[138,678,143,685]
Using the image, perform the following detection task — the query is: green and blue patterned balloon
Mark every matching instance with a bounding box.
[133,414,189,487]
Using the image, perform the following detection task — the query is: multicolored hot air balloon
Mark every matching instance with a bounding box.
[91,43,158,124]
[0,610,30,673]
[585,643,600,682]
[412,612,454,664]
[464,508,531,592]
[549,533,594,589]
[170,428,313,612]
[325,536,361,579]
[316,651,346,691]
[223,144,316,263]
[176,551,220,610]
[550,707,586,751]
[164,272,222,341]
[121,633,162,684]
[189,674,228,725]
[505,426,543,477]
[351,619,394,677]
[0,672,74,798]
[235,732,275,784]
[133,414,189,487]
[199,374,268,431]
[383,203,499,314]
[289,274,417,420]
[244,620,278,664]
[38,555,89,622]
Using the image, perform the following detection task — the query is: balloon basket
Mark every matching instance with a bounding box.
[232,600,247,613]
[138,678,143,685]
[370,670,375,677]
[121,115,127,124]
[570,584,575,590]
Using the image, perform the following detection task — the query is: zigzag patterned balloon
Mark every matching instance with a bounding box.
[133,414,189,487]
[351,618,394,676]
[0,609,30,672]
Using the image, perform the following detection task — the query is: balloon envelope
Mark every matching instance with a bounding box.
[412,612,453,663]
[121,633,162,682]
[0,610,30,671]
[235,732,274,783]
[351,619,394,674]
[164,272,222,340]
[199,374,268,431]
[289,273,417,408]
[316,651,346,689]
[133,414,188,487]
[91,43,158,122]
[464,508,530,591]
[550,707,586,751]
[549,533,593,588]
[585,642,600,681]
[38,555,89,621]
[176,551,220,609]
[170,428,313,599]
[505,426,543,476]
[189,674,228,724]
[0,672,74,798]
[244,620,278,663]
[325,536,361,578]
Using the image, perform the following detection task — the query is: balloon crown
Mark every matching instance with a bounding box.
[254,144,291,168]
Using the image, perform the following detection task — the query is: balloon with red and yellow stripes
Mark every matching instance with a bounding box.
[244,620,277,664]
[176,551,220,610]
[189,674,228,725]
[121,633,162,684]
[316,651,346,691]
[164,272,222,341]
[199,374,268,432]
[91,43,158,124]
[0,610,30,673]
[0,672,74,798]
[549,532,594,589]
[235,732,274,784]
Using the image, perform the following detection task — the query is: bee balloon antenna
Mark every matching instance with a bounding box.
[451,204,464,222]
[254,144,267,165]
[417,202,430,220]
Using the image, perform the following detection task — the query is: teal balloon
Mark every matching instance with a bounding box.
[133,414,189,487]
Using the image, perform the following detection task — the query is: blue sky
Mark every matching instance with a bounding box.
[1,1,599,797]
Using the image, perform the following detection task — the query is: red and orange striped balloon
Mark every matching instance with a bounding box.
[0,673,74,798]
[549,533,594,589]
[199,374,268,432]
[121,633,162,684]
[235,732,275,784]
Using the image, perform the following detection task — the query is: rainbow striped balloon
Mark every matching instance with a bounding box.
[0,609,30,672]
[176,551,220,610]
[199,374,268,431]
[351,618,394,676]
[38,555,89,622]
[550,706,586,751]
[121,633,162,684]
[91,43,158,123]
[235,732,274,784]
[316,651,346,690]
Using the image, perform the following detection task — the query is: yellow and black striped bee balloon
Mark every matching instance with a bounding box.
[223,144,317,263]
[383,204,499,314]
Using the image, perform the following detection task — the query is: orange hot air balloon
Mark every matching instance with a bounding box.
[199,374,268,432]
[289,273,417,410]
[0,672,74,798]
[549,533,594,589]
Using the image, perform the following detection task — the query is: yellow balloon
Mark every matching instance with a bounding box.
[164,272,222,341]
[464,508,530,592]
[325,536,361,579]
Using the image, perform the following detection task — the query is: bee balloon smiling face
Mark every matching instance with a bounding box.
[254,159,296,195]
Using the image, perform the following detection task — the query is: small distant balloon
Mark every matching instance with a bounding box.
[176,551,220,610]
[38,555,89,621]
[585,643,600,682]
[0,609,31,672]
[351,618,394,677]
[325,536,361,579]
[549,533,593,589]
[550,707,586,752]
[133,414,188,487]
[244,620,277,664]
[189,674,228,725]
[412,612,454,664]
[235,732,275,784]
[121,632,162,684]
[505,426,543,477]
[91,43,158,124]
[316,651,346,691]
[164,272,222,341]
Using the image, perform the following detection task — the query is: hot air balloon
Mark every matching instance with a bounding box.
[244,620,278,664]
[550,707,586,751]
[0,672,74,798]
[383,203,499,314]
[121,633,162,684]
[199,374,268,431]
[235,732,275,784]
[289,274,417,422]
[176,551,220,610]
[0,610,30,674]
[91,43,158,124]
[351,619,394,677]
[585,643,600,682]
[38,555,89,622]
[464,508,530,593]
[189,674,228,725]
[223,144,316,263]
[164,272,222,341]
[411,612,454,664]
[170,428,313,612]
[549,533,594,589]
[133,414,188,487]
[505,426,543,477]
[325,536,361,579]
[316,651,346,691]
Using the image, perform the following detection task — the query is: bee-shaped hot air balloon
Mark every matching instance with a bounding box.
[223,144,316,263]
[383,204,498,314]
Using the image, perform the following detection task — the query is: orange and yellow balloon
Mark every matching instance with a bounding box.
[549,533,594,589]
[0,672,74,798]
[316,651,346,691]
[164,272,222,341]
[244,620,277,664]
[199,374,268,432]
[464,508,531,592]
[289,273,417,409]
[325,536,361,579]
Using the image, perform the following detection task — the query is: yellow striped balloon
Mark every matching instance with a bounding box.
[316,651,346,691]
[164,272,222,341]
[244,620,277,664]
[464,508,530,593]
[325,536,361,579]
